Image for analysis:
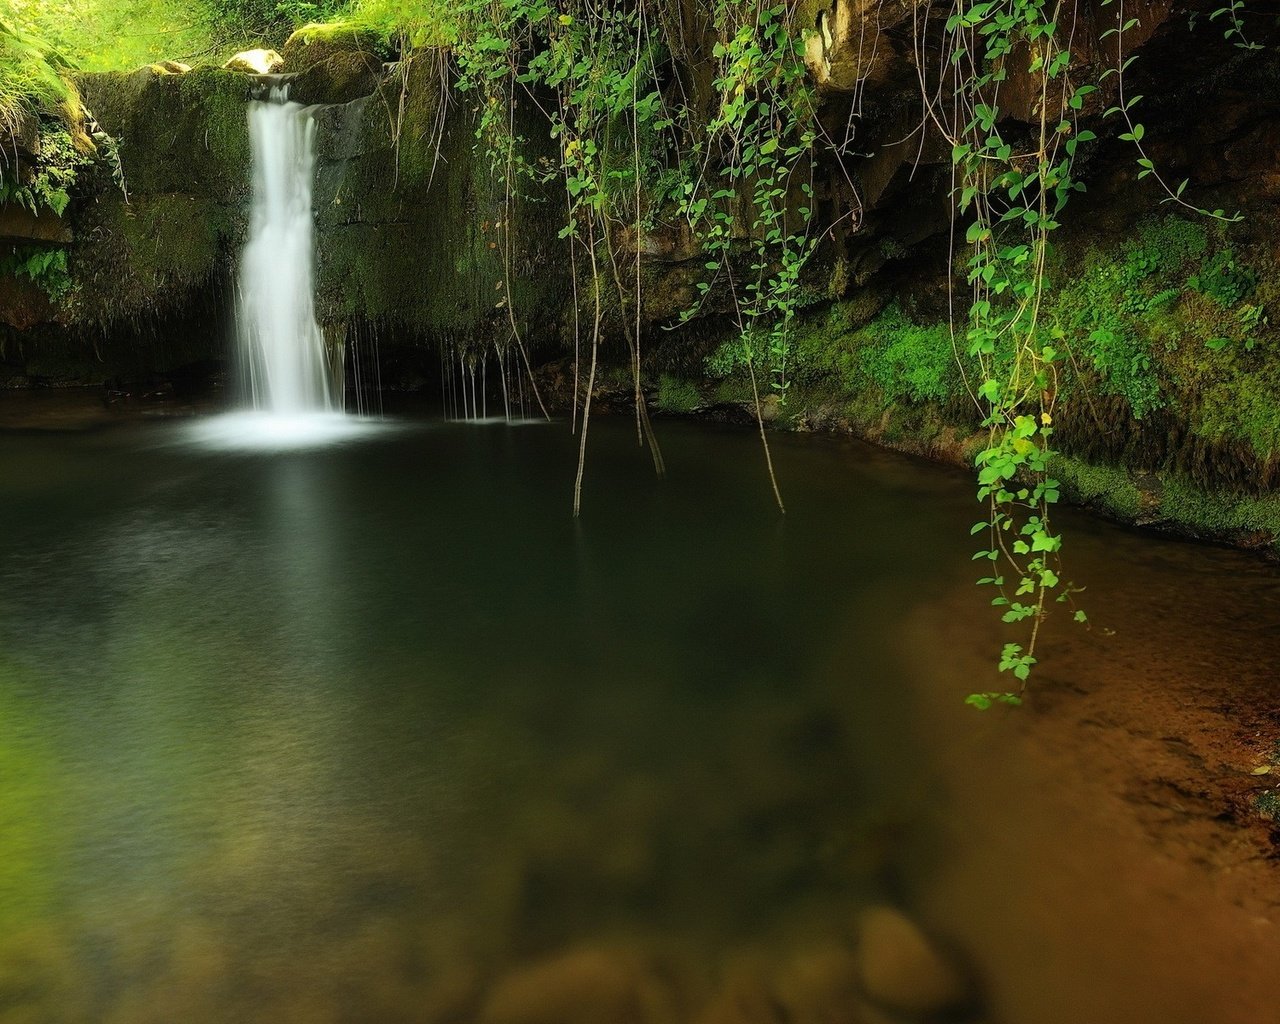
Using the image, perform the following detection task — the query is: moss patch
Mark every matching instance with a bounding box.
[655,374,701,413]
[1158,476,1280,546]
[1051,454,1145,521]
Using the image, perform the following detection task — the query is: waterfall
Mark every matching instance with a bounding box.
[187,86,381,449]
[237,86,336,416]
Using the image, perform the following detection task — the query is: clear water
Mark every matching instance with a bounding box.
[0,412,1277,1023]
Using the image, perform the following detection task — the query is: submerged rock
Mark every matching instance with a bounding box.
[480,947,680,1024]
[854,907,970,1016]
[694,972,786,1024]
[222,49,284,75]
[773,945,862,1024]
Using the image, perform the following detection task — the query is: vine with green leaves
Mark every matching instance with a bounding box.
[933,0,1260,704]
[671,0,821,512]
[937,0,1083,706]
[348,0,1267,696]
[421,0,827,514]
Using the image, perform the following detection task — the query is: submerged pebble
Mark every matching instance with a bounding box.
[855,906,970,1016]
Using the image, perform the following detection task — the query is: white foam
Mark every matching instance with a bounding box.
[184,412,388,452]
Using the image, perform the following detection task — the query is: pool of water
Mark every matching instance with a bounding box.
[1,409,1277,1023]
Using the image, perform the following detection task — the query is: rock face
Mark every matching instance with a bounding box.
[64,67,253,339]
[0,38,568,382]
[0,205,72,246]
[854,907,970,1017]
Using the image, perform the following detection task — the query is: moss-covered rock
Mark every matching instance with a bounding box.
[309,54,569,347]
[281,21,395,72]
[15,55,570,375]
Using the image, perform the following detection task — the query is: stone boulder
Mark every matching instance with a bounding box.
[694,973,786,1024]
[288,51,385,106]
[221,49,284,75]
[773,945,863,1024]
[854,906,970,1017]
[281,22,394,72]
[480,947,681,1024]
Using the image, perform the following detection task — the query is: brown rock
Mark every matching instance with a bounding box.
[855,907,969,1016]
[0,205,72,245]
[480,947,679,1024]
[802,0,918,93]
[773,945,862,1024]
[694,968,786,1024]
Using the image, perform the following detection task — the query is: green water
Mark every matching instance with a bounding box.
[0,411,1277,1023]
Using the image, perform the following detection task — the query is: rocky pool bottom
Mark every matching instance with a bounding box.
[0,399,1278,1024]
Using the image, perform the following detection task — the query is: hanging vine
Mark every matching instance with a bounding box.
[434,0,827,514]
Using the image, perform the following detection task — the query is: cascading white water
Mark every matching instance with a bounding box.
[190,85,383,449]
[238,86,334,415]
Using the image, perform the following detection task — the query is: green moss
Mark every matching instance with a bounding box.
[1047,214,1279,459]
[178,70,253,175]
[1158,476,1280,543]
[123,196,220,280]
[285,18,394,63]
[1048,216,1204,419]
[855,305,958,404]
[1188,248,1256,307]
[788,299,960,405]
[1134,216,1209,272]
[310,59,568,345]
[76,68,252,199]
[712,377,754,405]
[66,187,237,328]
[655,374,701,413]
[785,309,860,392]
[1050,454,1144,520]
[1187,352,1280,458]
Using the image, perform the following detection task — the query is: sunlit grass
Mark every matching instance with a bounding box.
[0,14,70,139]
[5,0,221,71]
